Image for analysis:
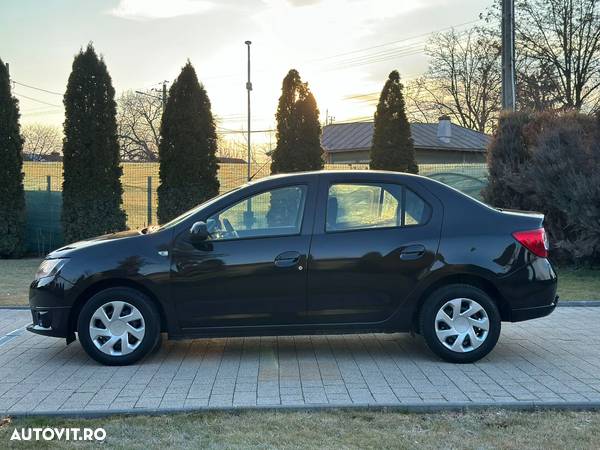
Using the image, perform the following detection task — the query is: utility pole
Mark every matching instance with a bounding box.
[245,40,252,181]
[135,80,168,112]
[501,0,516,110]
[162,80,167,114]
[5,62,11,92]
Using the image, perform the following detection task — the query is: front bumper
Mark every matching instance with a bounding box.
[27,306,72,338]
[27,275,75,341]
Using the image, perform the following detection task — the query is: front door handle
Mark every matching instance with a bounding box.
[399,244,426,261]
[274,251,301,268]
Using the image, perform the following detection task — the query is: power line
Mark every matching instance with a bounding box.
[305,18,482,63]
[217,127,275,134]
[12,80,63,96]
[321,46,427,72]
[14,92,62,108]
[20,109,63,117]
[190,18,483,81]
[329,115,374,124]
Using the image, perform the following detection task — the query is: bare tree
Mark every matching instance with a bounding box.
[117,90,162,161]
[216,130,274,163]
[516,60,565,111]
[407,27,502,133]
[21,123,62,160]
[516,0,600,111]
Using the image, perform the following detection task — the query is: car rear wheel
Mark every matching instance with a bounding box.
[77,287,161,366]
[419,284,501,363]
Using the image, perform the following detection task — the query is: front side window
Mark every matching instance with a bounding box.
[207,185,307,240]
[326,183,430,232]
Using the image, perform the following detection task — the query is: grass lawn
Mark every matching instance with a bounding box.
[0,258,598,307]
[2,409,600,449]
[0,258,40,307]
[557,267,600,300]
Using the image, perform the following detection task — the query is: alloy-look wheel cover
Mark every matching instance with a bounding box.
[89,301,146,356]
[434,298,490,353]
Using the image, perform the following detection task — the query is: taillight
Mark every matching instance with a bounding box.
[512,228,549,258]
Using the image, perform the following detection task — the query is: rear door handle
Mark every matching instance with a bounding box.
[274,251,301,268]
[399,244,426,260]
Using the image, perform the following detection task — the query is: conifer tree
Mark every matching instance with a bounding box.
[370,70,418,173]
[270,69,323,174]
[0,59,26,257]
[62,44,126,242]
[157,62,219,223]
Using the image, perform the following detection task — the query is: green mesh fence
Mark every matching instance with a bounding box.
[21,161,488,255]
[25,190,63,255]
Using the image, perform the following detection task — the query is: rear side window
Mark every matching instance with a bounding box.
[326,183,430,232]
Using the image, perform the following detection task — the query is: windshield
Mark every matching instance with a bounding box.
[154,186,244,232]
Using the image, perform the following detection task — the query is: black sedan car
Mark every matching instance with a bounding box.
[28,170,558,365]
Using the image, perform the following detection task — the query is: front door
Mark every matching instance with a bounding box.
[171,181,316,330]
[306,177,440,324]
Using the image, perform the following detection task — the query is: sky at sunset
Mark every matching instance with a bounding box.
[1,0,493,143]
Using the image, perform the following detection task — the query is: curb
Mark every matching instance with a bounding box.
[4,401,600,419]
[558,301,600,307]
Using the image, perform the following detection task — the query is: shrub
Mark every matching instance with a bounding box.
[483,111,600,264]
[0,59,26,257]
[157,61,219,224]
[482,111,534,211]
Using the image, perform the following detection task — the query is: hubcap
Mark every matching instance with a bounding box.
[89,301,145,356]
[434,298,489,353]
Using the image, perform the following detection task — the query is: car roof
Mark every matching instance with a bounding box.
[252,169,428,184]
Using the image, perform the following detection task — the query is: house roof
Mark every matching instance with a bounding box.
[321,122,490,153]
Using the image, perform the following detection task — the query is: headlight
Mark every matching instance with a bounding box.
[35,258,68,280]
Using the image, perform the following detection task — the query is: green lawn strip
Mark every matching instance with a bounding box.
[557,267,600,301]
[2,409,600,449]
[0,259,598,308]
[0,259,41,307]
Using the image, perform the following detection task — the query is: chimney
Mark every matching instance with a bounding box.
[437,115,451,144]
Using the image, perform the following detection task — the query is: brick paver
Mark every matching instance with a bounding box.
[1,307,600,414]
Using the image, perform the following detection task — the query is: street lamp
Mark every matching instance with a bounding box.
[245,40,252,181]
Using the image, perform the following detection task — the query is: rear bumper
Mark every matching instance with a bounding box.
[510,296,559,322]
[498,258,558,322]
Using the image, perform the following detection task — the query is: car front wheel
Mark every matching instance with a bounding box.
[77,287,161,366]
[419,284,501,363]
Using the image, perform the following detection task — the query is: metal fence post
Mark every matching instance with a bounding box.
[147,176,152,225]
[46,175,51,192]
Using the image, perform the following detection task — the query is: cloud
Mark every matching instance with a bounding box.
[110,0,214,20]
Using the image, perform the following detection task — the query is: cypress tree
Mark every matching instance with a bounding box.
[370,70,418,173]
[0,59,26,257]
[157,62,219,224]
[270,69,323,174]
[62,44,126,242]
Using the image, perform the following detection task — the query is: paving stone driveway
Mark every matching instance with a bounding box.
[1,307,600,415]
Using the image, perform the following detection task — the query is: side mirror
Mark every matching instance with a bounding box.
[189,221,209,243]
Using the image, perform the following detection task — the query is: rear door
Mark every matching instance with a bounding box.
[306,174,442,324]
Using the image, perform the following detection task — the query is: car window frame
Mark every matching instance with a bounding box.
[323,181,432,234]
[202,183,310,243]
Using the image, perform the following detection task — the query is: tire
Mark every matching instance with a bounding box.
[419,284,501,363]
[77,287,162,366]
